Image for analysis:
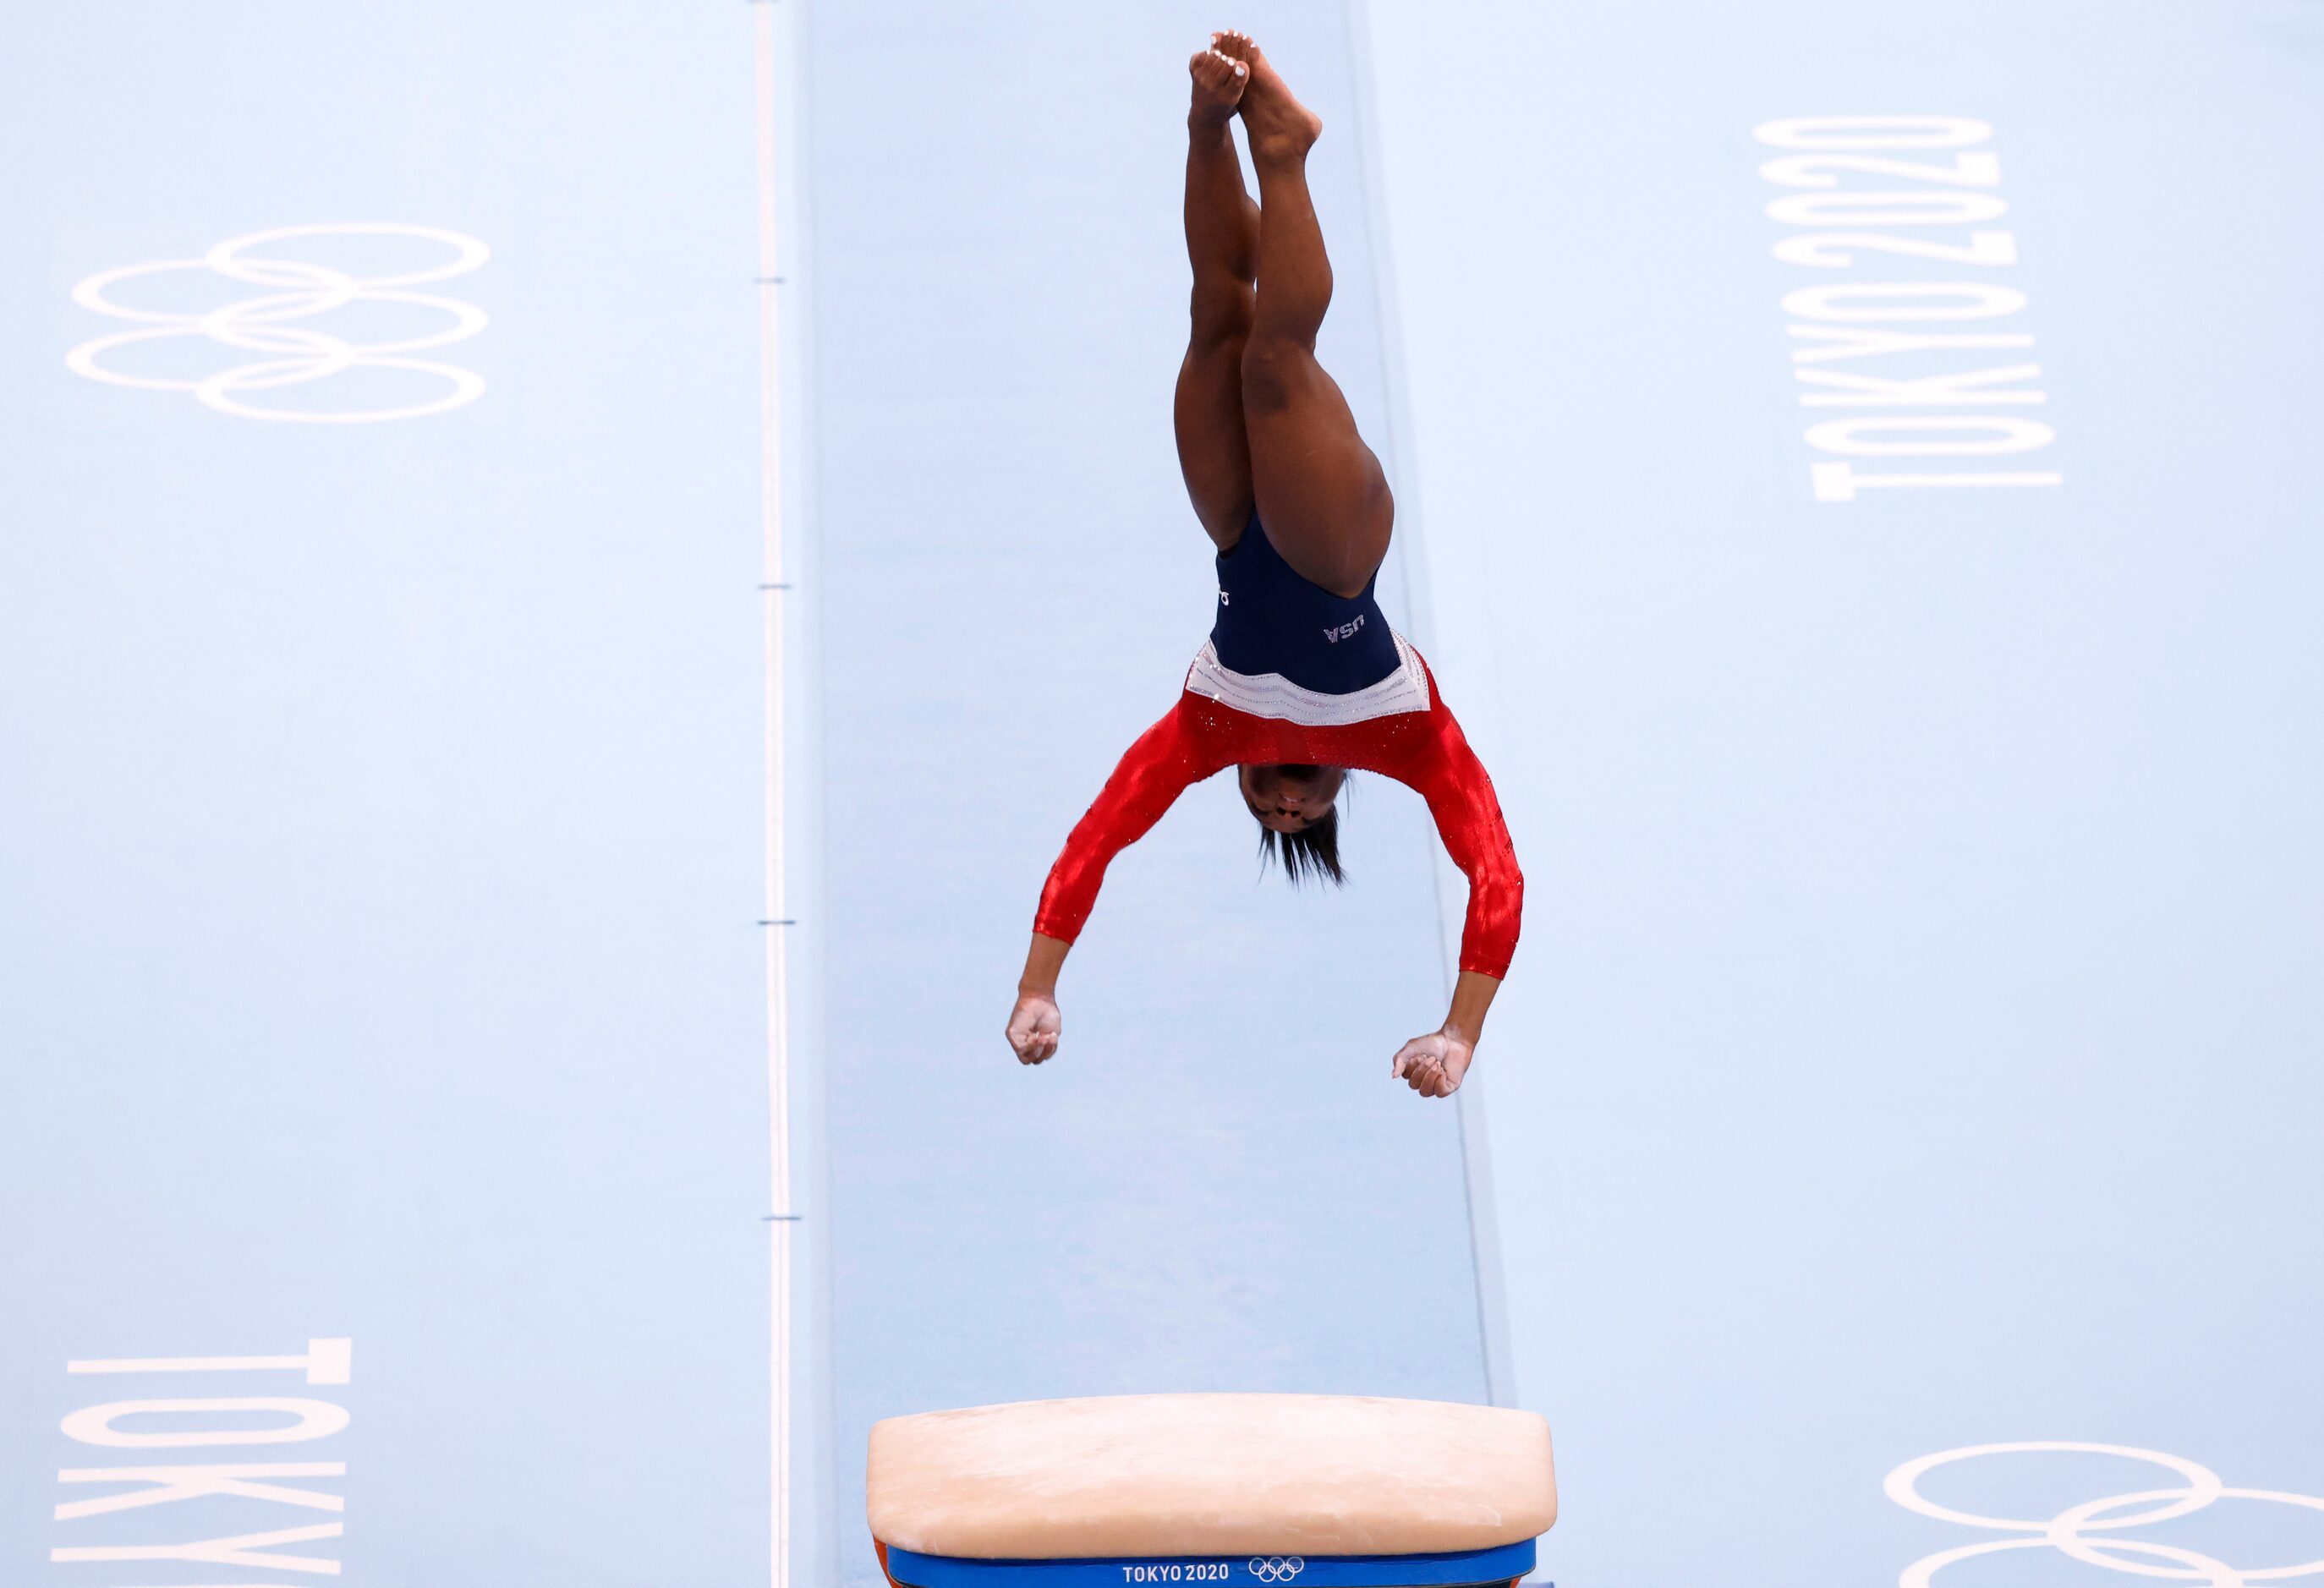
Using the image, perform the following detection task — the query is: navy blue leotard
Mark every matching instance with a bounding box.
[1209,514,1401,695]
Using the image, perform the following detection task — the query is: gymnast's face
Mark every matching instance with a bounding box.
[1238,763,1345,833]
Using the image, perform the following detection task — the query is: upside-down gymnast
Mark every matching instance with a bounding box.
[1004,32,1521,1098]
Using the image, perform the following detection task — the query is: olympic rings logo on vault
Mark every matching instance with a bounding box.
[1888,1442,2324,1587]
[1245,1558,1303,1582]
[66,223,490,423]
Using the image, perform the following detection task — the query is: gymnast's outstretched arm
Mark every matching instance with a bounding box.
[1007,703,1225,1065]
[1384,698,1523,1098]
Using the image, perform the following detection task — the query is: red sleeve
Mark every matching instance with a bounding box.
[1399,701,1524,980]
[1034,698,1227,945]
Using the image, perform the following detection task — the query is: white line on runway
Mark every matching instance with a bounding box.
[755,5,793,1587]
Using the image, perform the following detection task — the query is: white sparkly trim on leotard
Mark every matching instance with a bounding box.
[1183,630,1432,726]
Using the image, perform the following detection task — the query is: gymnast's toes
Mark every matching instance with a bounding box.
[1189,46,1248,121]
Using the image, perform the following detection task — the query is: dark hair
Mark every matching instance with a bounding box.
[1257,802,1346,887]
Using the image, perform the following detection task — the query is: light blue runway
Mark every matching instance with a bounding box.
[803,8,1489,1585]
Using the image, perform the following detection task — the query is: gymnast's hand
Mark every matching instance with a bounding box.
[1394,972,1497,1098]
[1009,934,1070,1066]
[1006,991,1062,1065]
[1391,1030,1473,1098]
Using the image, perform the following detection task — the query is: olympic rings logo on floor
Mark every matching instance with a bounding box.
[1888,1442,2324,1588]
[1245,1558,1303,1582]
[66,223,489,423]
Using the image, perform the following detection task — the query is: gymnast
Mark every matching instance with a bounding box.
[1005,32,1521,1099]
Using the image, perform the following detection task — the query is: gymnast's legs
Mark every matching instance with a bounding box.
[1174,41,1258,549]
[1174,33,1395,596]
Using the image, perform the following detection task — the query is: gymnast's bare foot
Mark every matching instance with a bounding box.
[1212,30,1321,160]
[1188,40,1248,126]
